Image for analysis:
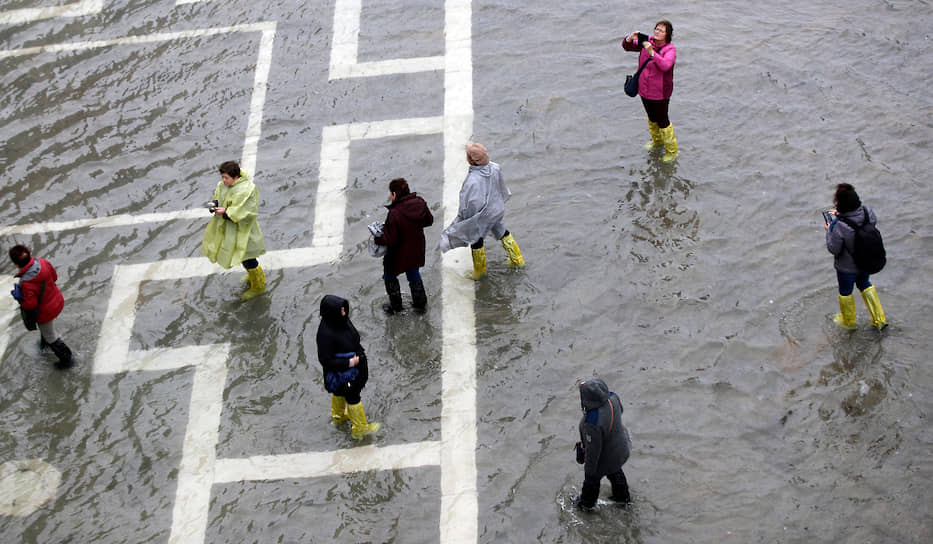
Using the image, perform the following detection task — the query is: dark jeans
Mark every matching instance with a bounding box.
[382,268,421,282]
[836,270,871,296]
[641,97,671,128]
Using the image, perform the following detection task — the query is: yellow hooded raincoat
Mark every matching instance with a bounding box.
[200,170,266,269]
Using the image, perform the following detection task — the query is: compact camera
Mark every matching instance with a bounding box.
[204,200,219,214]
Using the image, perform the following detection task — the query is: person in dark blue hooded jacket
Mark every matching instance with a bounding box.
[316,295,380,439]
[575,378,632,509]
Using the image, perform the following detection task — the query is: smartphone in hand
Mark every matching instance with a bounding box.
[822,211,834,224]
[638,32,650,45]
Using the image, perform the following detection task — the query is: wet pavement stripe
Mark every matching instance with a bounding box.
[0,0,102,26]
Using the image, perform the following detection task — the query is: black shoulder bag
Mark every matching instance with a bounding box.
[624,56,652,97]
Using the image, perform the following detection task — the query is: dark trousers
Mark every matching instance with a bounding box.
[470,230,511,249]
[641,97,671,128]
[836,270,871,296]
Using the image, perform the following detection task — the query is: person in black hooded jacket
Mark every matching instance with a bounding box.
[575,378,632,510]
[316,295,380,439]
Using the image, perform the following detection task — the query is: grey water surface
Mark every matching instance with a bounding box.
[1,0,932,542]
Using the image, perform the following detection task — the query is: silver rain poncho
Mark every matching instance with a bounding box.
[440,161,511,252]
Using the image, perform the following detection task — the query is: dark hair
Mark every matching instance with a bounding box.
[389,177,410,198]
[834,183,861,213]
[218,161,241,179]
[655,20,673,43]
[9,244,31,267]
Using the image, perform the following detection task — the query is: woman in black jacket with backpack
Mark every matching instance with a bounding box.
[825,183,887,330]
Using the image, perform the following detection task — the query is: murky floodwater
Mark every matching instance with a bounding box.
[1,0,932,542]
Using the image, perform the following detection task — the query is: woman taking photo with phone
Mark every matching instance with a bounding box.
[622,20,678,163]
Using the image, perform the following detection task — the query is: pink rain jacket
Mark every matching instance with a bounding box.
[622,37,676,100]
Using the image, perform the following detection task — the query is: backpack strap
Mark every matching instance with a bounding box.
[836,207,869,231]
[835,208,866,254]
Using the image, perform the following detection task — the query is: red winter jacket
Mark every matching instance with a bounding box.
[16,257,65,324]
[375,193,434,276]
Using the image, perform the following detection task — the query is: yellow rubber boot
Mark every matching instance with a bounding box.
[833,294,857,330]
[466,247,487,280]
[660,124,679,163]
[241,265,267,300]
[500,233,525,267]
[347,402,381,439]
[330,395,349,424]
[644,121,663,150]
[860,286,888,330]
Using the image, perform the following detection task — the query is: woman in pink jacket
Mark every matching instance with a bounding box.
[622,20,678,163]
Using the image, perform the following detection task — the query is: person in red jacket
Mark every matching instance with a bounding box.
[9,245,73,369]
[622,20,679,163]
[374,178,434,314]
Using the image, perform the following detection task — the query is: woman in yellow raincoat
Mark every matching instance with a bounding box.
[201,160,267,300]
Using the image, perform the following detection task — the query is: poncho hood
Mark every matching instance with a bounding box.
[579,378,610,411]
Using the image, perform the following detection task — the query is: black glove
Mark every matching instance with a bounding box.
[575,441,585,464]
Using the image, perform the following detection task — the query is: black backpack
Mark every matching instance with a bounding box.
[837,207,886,274]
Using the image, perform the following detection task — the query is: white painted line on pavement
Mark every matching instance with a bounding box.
[0,22,276,236]
[215,441,441,482]
[315,116,443,247]
[439,1,477,542]
[0,277,16,370]
[0,209,207,237]
[168,346,229,544]
[0,0,102,26]
[92,247,340,375]
[3,0,477,540]
[329,0,444,80]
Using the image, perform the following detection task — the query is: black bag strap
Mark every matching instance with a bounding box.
[835,208,870,254]
[634,56,652,77]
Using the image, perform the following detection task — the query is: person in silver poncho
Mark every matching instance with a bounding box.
[440,143,524,279]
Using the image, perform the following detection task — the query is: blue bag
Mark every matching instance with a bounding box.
[324,352,359,393]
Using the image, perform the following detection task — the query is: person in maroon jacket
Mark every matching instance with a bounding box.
[374,178,434,314]
[9,245,73,369]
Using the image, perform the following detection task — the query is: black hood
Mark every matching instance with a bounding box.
[320,295,350,327]
[579,378,610,411]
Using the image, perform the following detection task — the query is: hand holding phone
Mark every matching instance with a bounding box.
[822,211,833,224]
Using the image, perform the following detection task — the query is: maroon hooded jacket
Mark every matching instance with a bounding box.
[16,257,65,325]
[375,192,434,276]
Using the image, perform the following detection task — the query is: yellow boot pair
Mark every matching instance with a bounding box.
[330,395,349,424]
[466,234,524,280]
[347,402,380,439]
[644,121,663,150]
[834,287,889,330]
[660,124,679,163]
[241,265,266,300]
